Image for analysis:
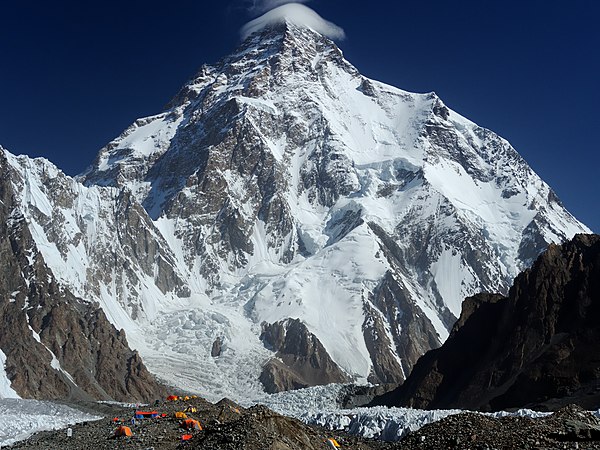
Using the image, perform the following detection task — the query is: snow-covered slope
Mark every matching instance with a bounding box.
[6,19,589,401]
[0,399,100,446]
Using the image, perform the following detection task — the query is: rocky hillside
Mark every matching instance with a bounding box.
[396,405,600,449]
[0,151,167,402]
[375,233,600,411]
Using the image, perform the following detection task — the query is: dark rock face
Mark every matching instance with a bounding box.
[336,384,398,409]
[0,153,167,402]
[211,337,223,357]
[363,272,441,384]
[259,319,349,393]
[375,234,600,411]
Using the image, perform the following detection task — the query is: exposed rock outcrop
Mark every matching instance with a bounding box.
[374,234,600,411]
[364,270,444,384]
[259,319,349,393]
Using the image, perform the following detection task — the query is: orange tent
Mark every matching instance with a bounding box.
[181,434,193,441]
[181,419,202,430]
[114,426,133,437]
[167,395,178,401]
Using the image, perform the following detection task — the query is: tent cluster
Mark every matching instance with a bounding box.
[166,394,198,402]
[112,397,204,442]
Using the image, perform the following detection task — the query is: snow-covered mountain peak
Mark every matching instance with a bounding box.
[240,3,346,41]
[19,25,590,401]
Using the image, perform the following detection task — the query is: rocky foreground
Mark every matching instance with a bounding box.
[8,396,389,450]
[399,405,600,450]
[377,234,600,412]
[7,397,600,449]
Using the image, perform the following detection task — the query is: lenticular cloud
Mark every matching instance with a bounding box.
[246,0,311,15]
[240,3,346,40]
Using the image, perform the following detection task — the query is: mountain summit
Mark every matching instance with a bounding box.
[240,4,346,40]
[4,23,589,400]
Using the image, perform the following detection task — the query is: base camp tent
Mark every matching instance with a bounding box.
[181,419,202,430]
[135,411,159,419]
[114,426,133,437]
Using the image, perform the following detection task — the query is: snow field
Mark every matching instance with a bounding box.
[0,399,101,447]
[0,352,19,400]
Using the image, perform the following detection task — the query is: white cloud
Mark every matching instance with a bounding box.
[240,3,346,40]
[246,0,311,15]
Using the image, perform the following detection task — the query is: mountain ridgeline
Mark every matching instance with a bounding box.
[0,21,590,400]
[0,152,167,402]
[375,234,600,411]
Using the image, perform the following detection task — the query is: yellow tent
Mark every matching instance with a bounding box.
[326,438,341,448]
[174,411,188,419]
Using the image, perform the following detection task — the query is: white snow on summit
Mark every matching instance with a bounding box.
[241,4,345,40]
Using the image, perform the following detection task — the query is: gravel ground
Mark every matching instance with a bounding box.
[8,398,600,449]
[396,405,600,450]
[7,396,391,449]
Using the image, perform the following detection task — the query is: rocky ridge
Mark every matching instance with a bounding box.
[375,233,600,411]
[0,151,167,402]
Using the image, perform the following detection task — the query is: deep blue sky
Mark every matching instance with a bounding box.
[1,1,598,232]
